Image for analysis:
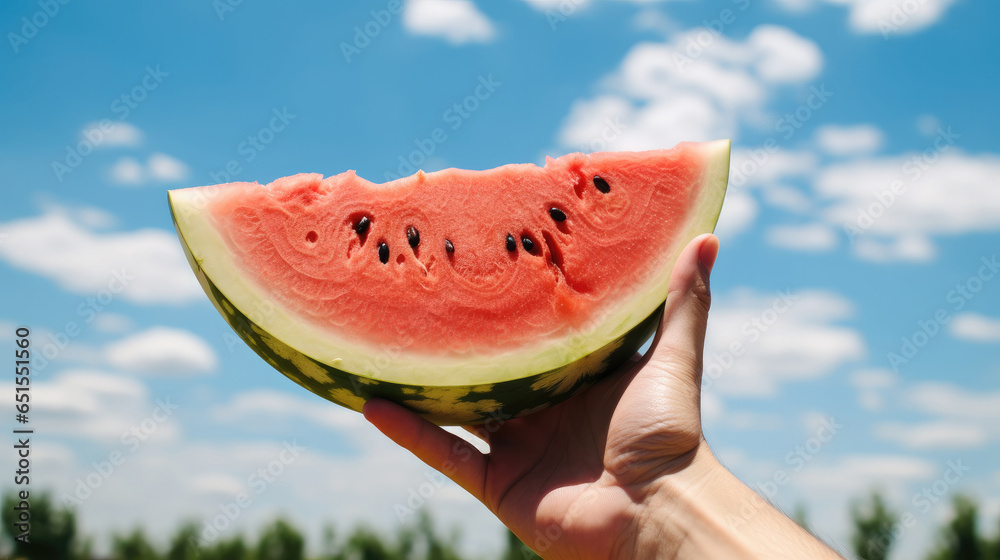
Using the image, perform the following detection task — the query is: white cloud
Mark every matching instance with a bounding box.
[849,368,898,411]
[772,0,958,35]
[612,94,728,151]
[30,326,105,367]
[815,124,884,156]
[917,114,941,136]
[907,382,1000,420]
[557,95,637,150]
[109,153,190,186]
[835,0,958,35]
[874,421,990,449]
[27,375,502,554]
[631,7,678,34]
[849,368,899,390]
[66,205,117,229]
[32,369,179,443]
[766,223,838,251]
[0,320,14,341]
[0,207,204,305]
[554,27,822,242]
[761,184,813,213]
[106,327,217,374]
[36,411,506,558]
[81,121,143,148]
[786,451,970,560]
[700,391,783,430]
[34,369,143,415]
[190,473,245,496]
[796,410,830,432]
[212,390,366,432]
[949,313,1000,343]
[33,443,77,471]
[522,0,677,11]
[110,157,144,185]
[796,454,936,494]
[522,0,585,8]
[704,289,865,397]
[748,25,823,83]
[149,153,190,181]
[617,43,764,108]
[93,312,135,334]
[731,148,819,188]
[713,190,758,240]
[404,0,496,44]
[555,25,822,155]
[729,148,819,227]
[852,234,936,262]
[725,410,785,431]
[770,0,814,12]
[817,150,1000,262]
[701,390,725,423]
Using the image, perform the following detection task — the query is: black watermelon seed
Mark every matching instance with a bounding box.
[521,236,534,252]
[305,231,318,243]
[378,242,389,264]
[445,239,454,254]
[549,207,566,222]
[506,234,516,252]
[354,216,370,235]
[407,226,420,248]
[593,175,611,194]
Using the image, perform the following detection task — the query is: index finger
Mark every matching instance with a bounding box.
[363,398,488,503]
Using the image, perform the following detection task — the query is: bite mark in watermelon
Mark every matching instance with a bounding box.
[168,140,730,424]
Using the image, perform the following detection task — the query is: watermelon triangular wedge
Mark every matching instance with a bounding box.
[168,140,730,424]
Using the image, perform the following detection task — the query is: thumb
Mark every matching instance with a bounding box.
[648,233,719,376]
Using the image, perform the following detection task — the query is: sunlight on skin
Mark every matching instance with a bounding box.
[364,234,845,560]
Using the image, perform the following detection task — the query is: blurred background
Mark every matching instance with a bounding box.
[1,1,998,559]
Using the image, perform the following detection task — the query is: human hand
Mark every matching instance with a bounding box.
[363,234,844,559]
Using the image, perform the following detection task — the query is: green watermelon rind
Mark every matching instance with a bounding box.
[167,140,730,424]
[174,228,662,424]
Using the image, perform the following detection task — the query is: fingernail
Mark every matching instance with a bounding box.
[699,235,719,274]
[362,399,377,418]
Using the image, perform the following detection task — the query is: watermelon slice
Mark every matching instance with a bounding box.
[168,140,730,424]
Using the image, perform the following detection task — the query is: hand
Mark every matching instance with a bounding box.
[363,234,844,560]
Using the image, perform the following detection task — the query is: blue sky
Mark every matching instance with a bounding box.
[1,0,998,557]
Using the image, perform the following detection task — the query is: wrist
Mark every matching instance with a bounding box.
[622,440,730,560]
[621,440,844,560]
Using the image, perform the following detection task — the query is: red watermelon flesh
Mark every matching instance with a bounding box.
[168,140,729,423]
[207,144,712,355]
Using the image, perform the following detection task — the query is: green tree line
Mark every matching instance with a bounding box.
[0,491,540,560]
[3,490,1000,559]
[849,491,1000,560]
